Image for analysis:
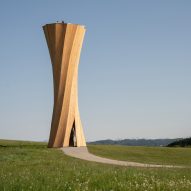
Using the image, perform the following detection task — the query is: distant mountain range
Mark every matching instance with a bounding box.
[88,138,182,147]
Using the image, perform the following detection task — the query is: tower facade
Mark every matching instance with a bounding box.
[43,22,86,148]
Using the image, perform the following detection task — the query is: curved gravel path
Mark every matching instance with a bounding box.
[62,147,184,168]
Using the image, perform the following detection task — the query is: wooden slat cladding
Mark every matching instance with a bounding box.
[43,23,86,148]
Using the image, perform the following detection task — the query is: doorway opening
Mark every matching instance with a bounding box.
[69,121,77,147]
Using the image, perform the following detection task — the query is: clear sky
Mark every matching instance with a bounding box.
[0,0,191,141]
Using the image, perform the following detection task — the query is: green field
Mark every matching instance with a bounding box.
[0,140,191,191]
[88,145,191,166]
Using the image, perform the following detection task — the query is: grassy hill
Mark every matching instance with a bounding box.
[0,139,191,191]
[88,145,191,166]
[167,137,191,147]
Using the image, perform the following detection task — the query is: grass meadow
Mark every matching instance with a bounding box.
[88,144,191,166]
[0,139,191,191]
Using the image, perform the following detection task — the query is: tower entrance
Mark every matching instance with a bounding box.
[69,121,77,147]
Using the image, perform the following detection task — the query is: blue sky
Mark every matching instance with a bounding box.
[0,0,191,141]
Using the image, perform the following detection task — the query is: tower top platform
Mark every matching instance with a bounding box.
[43,21,85,28]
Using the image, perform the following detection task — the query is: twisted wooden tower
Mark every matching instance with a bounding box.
[43,22,86,148]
